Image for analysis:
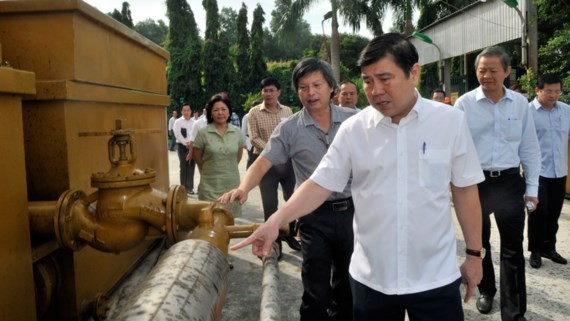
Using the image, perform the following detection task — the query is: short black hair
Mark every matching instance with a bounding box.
[261,77,281,90]
[431,89,446,97]
[357,33,418,78]
[537,74,562,89]
[339,80,359,93]
[292,58,337,97]
[206,94,232,124]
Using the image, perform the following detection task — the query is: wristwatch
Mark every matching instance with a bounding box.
[466,248,486,259]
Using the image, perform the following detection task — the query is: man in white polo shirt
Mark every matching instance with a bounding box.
[232,33,485,321]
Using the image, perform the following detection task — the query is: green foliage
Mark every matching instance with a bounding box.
[250,5,268,86]
[268,60,300,108]
[134,19,168,46]
[518,68,538,100]
[242,92,263,112]
[418,62,440,98]
[108,1,134,28]
[235,4,251,96]
[339,33,370,79]
[220,7,238,45]
[166,0,204,111]
[265,0,313,61]
[202,0,235,105]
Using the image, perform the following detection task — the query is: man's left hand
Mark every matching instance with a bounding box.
[460,256,483,303]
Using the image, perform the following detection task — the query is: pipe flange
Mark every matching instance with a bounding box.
[54,189,86,251]
[165,185,188,244]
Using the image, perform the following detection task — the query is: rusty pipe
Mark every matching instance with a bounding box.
[186,203,234,255]
[28,200,58,240]
[29,186,215,253]
[260,242,281,321]
[110,239,229,321]
[225,224,261,239]
[46,189,149,252]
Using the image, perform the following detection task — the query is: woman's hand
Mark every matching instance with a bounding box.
[218,188,248,205]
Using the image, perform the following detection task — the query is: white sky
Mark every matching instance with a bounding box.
[83,0,394,39]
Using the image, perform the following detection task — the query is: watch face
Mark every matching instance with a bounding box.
[481,247,486,259]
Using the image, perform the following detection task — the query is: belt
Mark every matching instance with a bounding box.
[483,167,519,178]
[317,197,353,212]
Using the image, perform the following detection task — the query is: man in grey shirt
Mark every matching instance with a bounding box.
[220,58,356,320]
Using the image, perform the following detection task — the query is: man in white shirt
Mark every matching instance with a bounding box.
[232,33,484,321]
[173,104,196,195]
[528,73,569,268]
[168,110,178,151]
[455,46,540,321]
[338,80,360,112]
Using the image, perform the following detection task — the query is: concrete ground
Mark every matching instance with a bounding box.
[165,150,570,320]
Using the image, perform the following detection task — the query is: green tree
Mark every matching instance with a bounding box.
[339,33,370,79]
[508,1,570,103]
[166,0,204,110]
[250,4,267,87]
[108,1,134,28]
[416,0,476,30]
[268,61,300,108]
[134,19,168,46]
[275,0,385,81]
[235,4,251,98]
[265,0,313,61]
[202,0,234,100]
[220,7,239,45]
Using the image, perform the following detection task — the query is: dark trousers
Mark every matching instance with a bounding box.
[477,173,526,321]
[259,160,295,231]
[528,176,567,252]
[169,132,177,150]
[298,205,354,321]
[177,144,195,192]
[246,147,258,169]
[350,277,463,321]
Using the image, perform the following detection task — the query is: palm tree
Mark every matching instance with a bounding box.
[277,0,385,81]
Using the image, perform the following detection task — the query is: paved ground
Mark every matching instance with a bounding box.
[166,150,570,320]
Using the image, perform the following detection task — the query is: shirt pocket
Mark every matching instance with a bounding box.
[419,149,451,191]
[506,118,523,141]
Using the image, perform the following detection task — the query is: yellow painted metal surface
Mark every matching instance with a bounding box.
[0,67,37,321]
[0,1,172,319]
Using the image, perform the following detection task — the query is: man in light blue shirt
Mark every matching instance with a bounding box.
[528,74,569,268]
[455,46,540,321]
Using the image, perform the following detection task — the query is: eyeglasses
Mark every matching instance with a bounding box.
[540,90,563,95]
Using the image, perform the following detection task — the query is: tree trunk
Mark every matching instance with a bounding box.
[330,5,341,82]
[403,0,413,36]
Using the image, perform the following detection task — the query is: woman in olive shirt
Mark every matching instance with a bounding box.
[193,94,245,216]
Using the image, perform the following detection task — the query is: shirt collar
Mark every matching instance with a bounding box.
[532,97,560,111]
[206,123,236,133]
[260,102,282,111]
[531,98,542,110]
[475,85,513,103]
[299,105,344,127]
[369,90,423,127]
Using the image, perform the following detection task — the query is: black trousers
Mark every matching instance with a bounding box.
[246,147,258,169]
[259,160,295,216]
[528,176,567,252]
[298,205,354,321]
[477,173,526,321]
[177,144,195,192]
[350,277,463,321]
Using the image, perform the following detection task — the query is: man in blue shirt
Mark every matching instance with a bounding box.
[528,74,569,268]
[455,46,540,321]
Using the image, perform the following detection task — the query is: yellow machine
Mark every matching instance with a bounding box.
[0,1,254,320]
